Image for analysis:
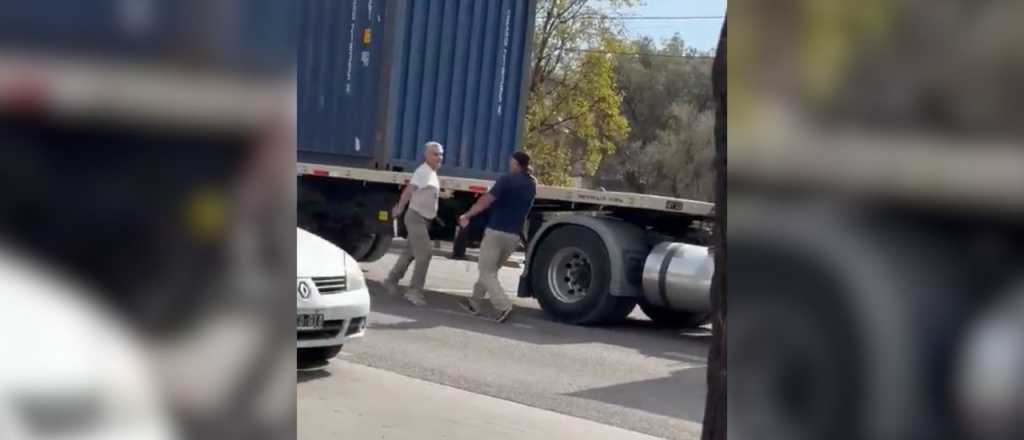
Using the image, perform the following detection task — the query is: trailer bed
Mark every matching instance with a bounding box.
[0,51,292,131]
[298,161,714,218]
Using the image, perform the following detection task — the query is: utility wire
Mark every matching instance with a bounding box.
[540,15,725,21]
[562,48,715,59]
[601,16,724,20]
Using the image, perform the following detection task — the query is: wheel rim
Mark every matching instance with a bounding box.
[546,247,593,304]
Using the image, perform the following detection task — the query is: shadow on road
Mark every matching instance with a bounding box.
[567,367,708,421]
[297,366,331,383]
[365,280,709,366]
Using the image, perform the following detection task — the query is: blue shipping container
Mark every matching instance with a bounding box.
[0,0,297,74]
[298,0,537,178]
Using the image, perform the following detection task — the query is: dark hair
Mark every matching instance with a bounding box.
[511,151,531,171]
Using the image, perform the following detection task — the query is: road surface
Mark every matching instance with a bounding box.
[297,239,709,440]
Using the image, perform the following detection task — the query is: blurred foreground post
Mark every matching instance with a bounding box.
[701,18,727,440]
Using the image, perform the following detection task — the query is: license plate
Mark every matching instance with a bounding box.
[296,313,324,330]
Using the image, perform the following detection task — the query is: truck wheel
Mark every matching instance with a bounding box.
[638,299,709,328]
[532,225,636,325]
[346,231,377,261]
[360,231,393,262]
[731,217,967,440]
[731,263,862,440]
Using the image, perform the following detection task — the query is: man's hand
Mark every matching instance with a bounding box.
[458,214,470,228]
[392,205,403,218]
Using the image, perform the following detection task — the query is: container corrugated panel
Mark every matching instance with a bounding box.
[0,0,296,73]
[299,0,386,159]
[0,1,183,52]
[211,0,299,72]
[298,0,536,179]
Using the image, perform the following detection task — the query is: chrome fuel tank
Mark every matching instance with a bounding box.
[642,242,714,312]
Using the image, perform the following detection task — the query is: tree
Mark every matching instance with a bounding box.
[701,18,726,440]
[597,35,716,200]
[524,0,635,186]
[628,102,715,200]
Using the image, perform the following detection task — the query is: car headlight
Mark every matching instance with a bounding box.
[345,260,366,292]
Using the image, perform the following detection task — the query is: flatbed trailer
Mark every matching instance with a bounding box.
[298,161,716,326]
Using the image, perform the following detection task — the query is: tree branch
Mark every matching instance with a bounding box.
[534,112,585,134]
[530,0,562,94]
[535,0,590,94]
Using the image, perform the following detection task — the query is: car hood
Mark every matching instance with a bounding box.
[296,227,351,278]
[0,249,174,439]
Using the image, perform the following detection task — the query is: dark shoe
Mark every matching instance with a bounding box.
[495,306,514,323]
[458,298,480,316]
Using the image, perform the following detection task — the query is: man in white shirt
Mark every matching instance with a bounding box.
[385,141,443,306]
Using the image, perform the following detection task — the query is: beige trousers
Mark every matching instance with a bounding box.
[471,228,519,310]
[387,210,433,291]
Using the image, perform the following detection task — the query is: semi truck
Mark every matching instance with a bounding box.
[297,0,716,326]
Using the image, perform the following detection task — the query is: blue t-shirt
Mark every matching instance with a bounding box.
[486,172,537,234]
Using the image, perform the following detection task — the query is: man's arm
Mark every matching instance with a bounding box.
[462,194,495,219]
[393,184,415,216]
[459,176,505,227]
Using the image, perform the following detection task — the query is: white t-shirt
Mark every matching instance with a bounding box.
[408,163,439,219]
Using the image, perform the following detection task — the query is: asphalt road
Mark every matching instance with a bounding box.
[299,239,709,440]
[298,361,665,440]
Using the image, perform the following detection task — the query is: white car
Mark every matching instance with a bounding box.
[296,227,370,364]
[0,249,174,440]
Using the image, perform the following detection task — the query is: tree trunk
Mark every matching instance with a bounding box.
[701,18,727,440]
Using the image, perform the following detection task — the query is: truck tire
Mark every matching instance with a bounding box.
[360,231,393,262]
[731,213,968,440]
[531,225,637,325]
[731,258,862,440]
[638,299,709,329]
[346,230,377,261]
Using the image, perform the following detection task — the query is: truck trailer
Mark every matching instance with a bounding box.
[297,0,716,326]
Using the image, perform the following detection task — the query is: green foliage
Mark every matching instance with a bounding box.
[597,36,716,200]
[798,0,896,103]
[642,103,715,200]
[524,0,635,186]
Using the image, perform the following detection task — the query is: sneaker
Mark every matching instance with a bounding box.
[403,290,427,306]
[457,298,480,316]
[495,306,514,323]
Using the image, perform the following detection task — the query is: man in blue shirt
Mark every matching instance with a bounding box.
[457,151,537,323]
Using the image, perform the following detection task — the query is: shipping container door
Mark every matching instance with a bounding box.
[298,0,386,158]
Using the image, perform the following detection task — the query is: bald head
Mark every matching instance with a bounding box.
[424,141,444,170]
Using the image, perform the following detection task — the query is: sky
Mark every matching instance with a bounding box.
[610,0,726,52]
